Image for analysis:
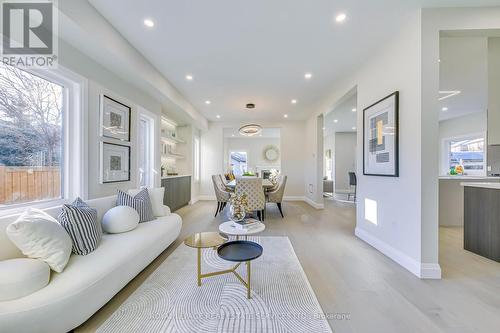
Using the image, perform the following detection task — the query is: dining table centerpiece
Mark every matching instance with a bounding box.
[228,193,248,222]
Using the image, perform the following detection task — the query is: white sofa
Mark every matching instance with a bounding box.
[0,195,182,333]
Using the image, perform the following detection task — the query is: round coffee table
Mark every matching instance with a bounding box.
[218,221,265,240]
[184,232,228,286]
[217,240,263,299]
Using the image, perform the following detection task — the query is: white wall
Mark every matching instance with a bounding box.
[334,132,357,192]
[488,38,500,144]
[421,7,500,275]
[223,138,281,172]
[306,10,429,278]
[302,115,324,208]
[59,40,167,199]
[200,121,305,200]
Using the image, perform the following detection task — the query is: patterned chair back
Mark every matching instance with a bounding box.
[235,178,265,211]
[212,175,230,202]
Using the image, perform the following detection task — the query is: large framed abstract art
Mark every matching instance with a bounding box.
[363,91,399,177]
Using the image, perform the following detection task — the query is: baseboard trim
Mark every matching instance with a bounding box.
[283,196,305,201]
[197,195,216,201]
[355,227,441,279]
[303,196,324,209]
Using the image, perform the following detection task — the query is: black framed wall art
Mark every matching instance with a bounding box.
[100,142,131,183]
[100,94,131,142]
[363,91,399,177]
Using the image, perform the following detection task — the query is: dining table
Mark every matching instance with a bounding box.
[226,178,274,190]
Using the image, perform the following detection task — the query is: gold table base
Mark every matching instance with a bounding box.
[197,247,252,299]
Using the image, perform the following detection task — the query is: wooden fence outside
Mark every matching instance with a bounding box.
[0,166,61,205]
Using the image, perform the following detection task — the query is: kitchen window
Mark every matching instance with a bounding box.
[443,134,486,176]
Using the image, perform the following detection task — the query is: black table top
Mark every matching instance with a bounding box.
[217,240,263,262]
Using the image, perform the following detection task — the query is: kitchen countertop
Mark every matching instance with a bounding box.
[161,174,191,179]
[460,182,500,189]
[439,176,500,180]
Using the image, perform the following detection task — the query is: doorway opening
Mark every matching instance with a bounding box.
[323,89,358,203]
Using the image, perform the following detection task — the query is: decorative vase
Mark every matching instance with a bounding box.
[229,204,246,222]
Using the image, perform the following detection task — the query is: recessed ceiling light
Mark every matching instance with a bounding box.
[185,74,193,81]
[322,127,326,130]
[284,114,289,118]
[246,103,255,109]
[205,100,211,105]
[232,134,235,137]
[143,18,155,27]
[334,119,339,123]
[291,99,297,104]
[216,114,221,119]
[352,108,357,112]
[352,126,356,130]
[304,73,312,79]
[335,13,347,23]
[442,107,448,111]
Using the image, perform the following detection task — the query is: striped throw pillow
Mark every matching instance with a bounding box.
[116,189,154,223]
[58,198,101,255]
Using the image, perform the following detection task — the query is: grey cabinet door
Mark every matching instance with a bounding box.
[161,176,191,212]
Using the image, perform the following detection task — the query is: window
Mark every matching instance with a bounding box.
[0,63,64,207]
[138,113,155,188]
[229,151,247,177]
[194,136,200,182]
[444,134,485,176]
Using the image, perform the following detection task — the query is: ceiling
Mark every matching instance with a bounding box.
[324,94,357,136]
[439,36,489,121]
[89,0,500,122]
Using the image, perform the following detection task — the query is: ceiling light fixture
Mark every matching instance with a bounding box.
[291,99,297,104]
[352,126,356,130]
[352,108,357,112]
[216,114,221,119]
[334,119,339,123]
[143,18,155,27]
[304,73,312,79]
[441,107,448,111]
[438,90,460,101]
[246,103,255,109]
[185,74,193,81]
[335,13,347,23]
[284,114,289,118]
[239,124,262,137]
[205,100,211,105]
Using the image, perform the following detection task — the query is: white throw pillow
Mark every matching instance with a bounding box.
[129,187,168,217]
[7,208,72,273]
[0,258,50,301]
[102,206,139,234]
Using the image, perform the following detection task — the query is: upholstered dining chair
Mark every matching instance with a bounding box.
[212,175,231,217]
[235,178,266,221]
[267,175,287,218]
[219,174,234,192]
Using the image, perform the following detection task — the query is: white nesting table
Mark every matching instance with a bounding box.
[218,221,266,240]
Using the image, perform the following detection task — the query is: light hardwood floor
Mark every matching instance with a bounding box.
[76,199,500,333]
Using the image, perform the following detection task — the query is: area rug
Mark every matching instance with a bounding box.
[97,236,332,333]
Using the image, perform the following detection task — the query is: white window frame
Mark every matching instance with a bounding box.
[136,108,156,188]
[194,135,201,183]
[0,65,87,216]
[441,132,487,176]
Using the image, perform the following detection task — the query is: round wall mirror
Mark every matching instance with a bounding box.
[264,145,280,162]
